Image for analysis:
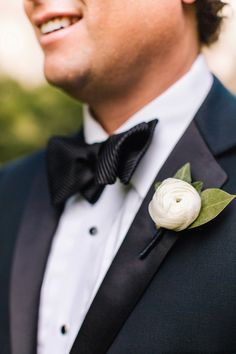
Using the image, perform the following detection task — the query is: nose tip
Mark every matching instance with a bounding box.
[25,0,48,9]
[26,0,45,4]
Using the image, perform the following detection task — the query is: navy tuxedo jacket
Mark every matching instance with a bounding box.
[1,78,236,354]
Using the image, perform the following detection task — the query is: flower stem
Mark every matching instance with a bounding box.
[139,228,164,260]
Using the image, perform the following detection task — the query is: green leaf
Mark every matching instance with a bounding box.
[173,163,192,183]
[192,181,204,194]
[189,189,236,229]
[155,181,162,190]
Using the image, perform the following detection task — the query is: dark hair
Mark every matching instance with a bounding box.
[195,0,227,45]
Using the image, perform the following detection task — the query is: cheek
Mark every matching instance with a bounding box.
[23,1,33,21]
[87,1,181,51]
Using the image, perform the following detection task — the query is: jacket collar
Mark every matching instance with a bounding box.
[10,157,61,354]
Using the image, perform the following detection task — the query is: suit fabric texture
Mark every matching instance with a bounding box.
[0,78,236,354]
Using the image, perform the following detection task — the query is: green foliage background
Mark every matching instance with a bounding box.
[0,77,83,164]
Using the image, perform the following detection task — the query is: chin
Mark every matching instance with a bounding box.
[43,58,92,100]
[44,66,68,88]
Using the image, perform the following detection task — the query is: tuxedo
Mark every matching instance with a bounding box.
[1,77,236,354]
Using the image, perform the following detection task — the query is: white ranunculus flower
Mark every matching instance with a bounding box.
[149,178,201,231]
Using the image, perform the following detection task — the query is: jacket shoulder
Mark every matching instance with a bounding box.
[196,77,236,155]
[0,150,45,191]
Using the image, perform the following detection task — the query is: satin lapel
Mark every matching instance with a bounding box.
[10,158,60,354]
[70,121,227,354]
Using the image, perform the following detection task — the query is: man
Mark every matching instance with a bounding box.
[1,0,236,353]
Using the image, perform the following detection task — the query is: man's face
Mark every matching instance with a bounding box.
[24,0,191,101]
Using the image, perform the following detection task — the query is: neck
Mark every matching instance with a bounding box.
[92,56,199,134]
[88,17,199,134]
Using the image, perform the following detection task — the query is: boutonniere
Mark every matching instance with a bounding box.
[149,162,235,231]
[140,163,235,259]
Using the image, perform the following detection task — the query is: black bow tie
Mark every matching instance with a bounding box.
[46,119,158,207]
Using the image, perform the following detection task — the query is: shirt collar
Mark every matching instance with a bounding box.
[83,54,213,197]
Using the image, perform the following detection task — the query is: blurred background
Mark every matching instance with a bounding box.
[0,0,235,164]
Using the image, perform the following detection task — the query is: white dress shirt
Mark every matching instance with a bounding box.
[37,55,213,354]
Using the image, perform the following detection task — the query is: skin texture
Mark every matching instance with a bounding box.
[24,0,199,133]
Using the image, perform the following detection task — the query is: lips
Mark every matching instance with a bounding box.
[39,16,81,35]
[33,10,83,36]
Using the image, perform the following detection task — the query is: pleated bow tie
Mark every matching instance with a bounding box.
[47,119,158,207]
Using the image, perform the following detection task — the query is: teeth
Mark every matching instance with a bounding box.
[40,17,78,35]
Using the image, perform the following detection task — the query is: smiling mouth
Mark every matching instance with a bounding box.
[39,16,81,35]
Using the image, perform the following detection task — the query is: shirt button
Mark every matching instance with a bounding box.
[61,325,69,335]
[89,227,98,236]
